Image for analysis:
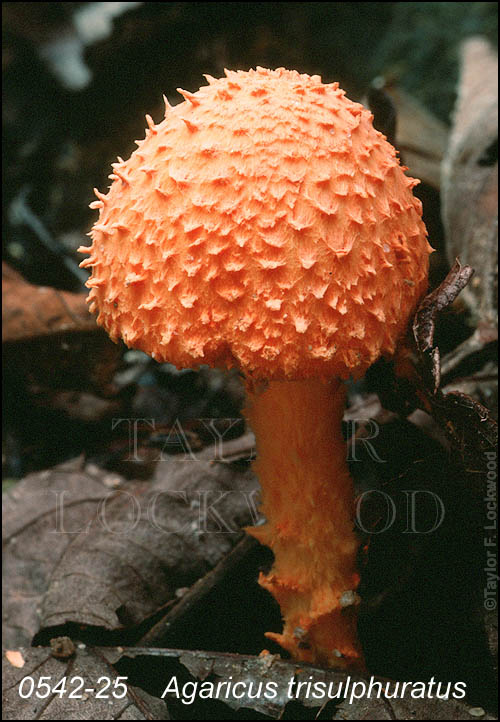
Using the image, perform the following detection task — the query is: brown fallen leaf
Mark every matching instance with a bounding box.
[411,263,498,471]
[2,435,259,647]
[2,263,120,397]
[413,260,475,356]
[441,36,498,330]
[2,457,110,648]
[2,263,95,343]
[2,646,168,720]
[35,455,258,636]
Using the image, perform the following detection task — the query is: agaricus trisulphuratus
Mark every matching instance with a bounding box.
[80,68,432,670]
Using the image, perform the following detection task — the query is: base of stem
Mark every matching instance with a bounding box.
[244,377,364,670]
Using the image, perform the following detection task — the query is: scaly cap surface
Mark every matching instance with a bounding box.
[80,67,432,380]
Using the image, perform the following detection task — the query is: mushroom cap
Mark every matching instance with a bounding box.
[81,67,432,381]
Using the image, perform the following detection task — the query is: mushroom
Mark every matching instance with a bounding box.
[79,68,432,670]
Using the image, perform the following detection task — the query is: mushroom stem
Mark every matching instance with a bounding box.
[244,377,364,670]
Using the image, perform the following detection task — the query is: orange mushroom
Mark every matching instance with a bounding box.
[79,68,432,670]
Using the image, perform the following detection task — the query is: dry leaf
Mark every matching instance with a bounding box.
[2,264,120,396]
[2,263,95,343]
[2,457,109,648]
[441,37,498,329]
[38,455,257,635]
[412,264,498,470]
[413,260,475,355]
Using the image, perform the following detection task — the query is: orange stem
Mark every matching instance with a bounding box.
[244,378,364,670]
